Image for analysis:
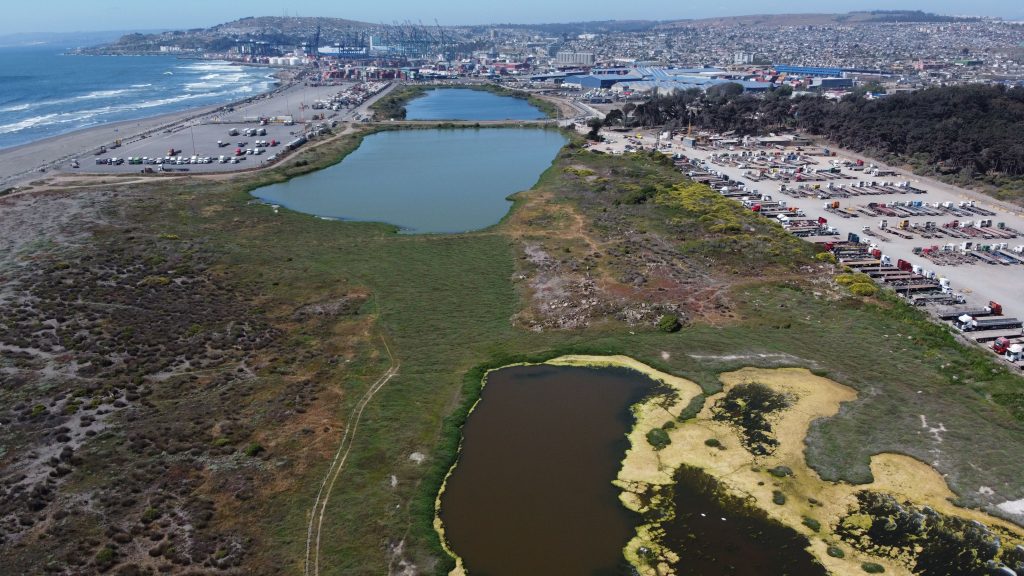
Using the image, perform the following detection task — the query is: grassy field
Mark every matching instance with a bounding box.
[2,124,1024,575]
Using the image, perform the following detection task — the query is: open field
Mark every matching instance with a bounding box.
[2,124,1024,574]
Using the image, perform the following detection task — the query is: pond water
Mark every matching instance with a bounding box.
[661,465,827,575]
[440,363,830,576]
[404,88,547,121]
[439,365,655,576]
[250,128,565,233]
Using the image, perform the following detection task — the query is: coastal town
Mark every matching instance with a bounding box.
[2,8,1024,576]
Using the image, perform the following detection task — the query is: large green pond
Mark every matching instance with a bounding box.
[404,88,547,121]
[251,128,565,233]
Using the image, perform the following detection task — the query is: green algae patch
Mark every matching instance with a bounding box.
[616,367,1024,576]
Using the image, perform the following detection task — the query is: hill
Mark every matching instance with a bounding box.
[658,10,978,28]
[76,16,374,55]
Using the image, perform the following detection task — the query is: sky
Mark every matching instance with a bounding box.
[2,0,1022,35]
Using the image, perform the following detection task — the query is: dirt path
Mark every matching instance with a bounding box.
[304,335,399,576]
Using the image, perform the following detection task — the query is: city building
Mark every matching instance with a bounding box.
[556,51,596,67]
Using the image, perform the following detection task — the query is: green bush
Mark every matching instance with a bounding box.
[244,443,264,457]
[140,275,170,286]
[646,428,671,450]
[862,562,885,573]
[141,507,160,523]
[95,546,115,569]
[827,546,846,558]
[836,273,872,286]
[768,465,793,478]
[704,438,722,448]
[677,395,705,421]
[657,314,681,333]
[772,490,787,505]
[849,282,878,297]
[802,517,821,532]
[619,184,660,205]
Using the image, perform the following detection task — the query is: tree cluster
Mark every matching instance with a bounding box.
[795,85,1024,180]
[626,84,1024,187]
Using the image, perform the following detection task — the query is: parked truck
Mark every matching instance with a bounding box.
[955,315,1023,332]
[994,337,1013,354]
[937,301,1003,321]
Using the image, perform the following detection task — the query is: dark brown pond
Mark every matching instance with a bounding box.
[662,465,827,576]
[440,363,829,576]
[439,364,654,576]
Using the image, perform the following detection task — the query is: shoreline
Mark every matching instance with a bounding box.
[431,354,699,576]
[0,67,299,189]
[0,81,569,195]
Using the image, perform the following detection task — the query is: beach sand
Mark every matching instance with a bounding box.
[0,74,387,189]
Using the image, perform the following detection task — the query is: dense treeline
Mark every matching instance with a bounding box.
[624,84,1024,199]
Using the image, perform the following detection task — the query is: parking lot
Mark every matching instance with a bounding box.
[587,127,1024,345]
[83,121,306,173]
[63,80,393,176]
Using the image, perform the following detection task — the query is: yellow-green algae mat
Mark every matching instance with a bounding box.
[434,356,1024,576]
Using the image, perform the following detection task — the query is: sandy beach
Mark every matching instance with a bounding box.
[0,71,389,189]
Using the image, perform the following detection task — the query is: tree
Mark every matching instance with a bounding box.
[604,108,624,127]
[625,84,1024,200]
[585,117,604,141]
[706,82,745,99]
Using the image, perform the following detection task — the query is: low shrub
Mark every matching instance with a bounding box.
[802,517,821,532]
[646,428,671,450]
[849,282,878,297]
[657,314,681,333]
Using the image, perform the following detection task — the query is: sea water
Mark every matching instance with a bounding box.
[0,46,275,149]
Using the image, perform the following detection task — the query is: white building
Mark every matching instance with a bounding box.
[556,51,596,67]
[733,52,755,65]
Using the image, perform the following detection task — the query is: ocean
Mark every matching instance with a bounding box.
[0,46,277,149]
